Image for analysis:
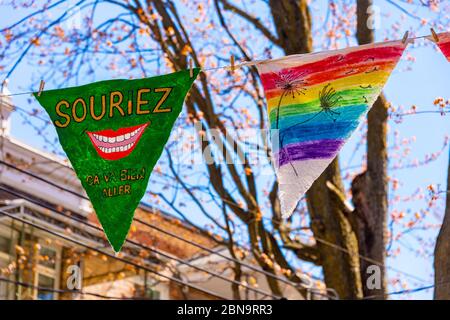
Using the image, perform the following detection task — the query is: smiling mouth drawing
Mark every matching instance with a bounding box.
[87,122,149,160]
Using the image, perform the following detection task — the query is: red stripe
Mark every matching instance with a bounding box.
[260,44,404,90]
[438,41,450,61]
[263,61,394,100]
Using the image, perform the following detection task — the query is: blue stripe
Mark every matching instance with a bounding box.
[275,104,368,130]
[270,104,368,151]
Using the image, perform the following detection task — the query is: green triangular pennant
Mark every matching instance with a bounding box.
[34,69,200,252]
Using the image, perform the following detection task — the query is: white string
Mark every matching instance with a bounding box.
[0,32,442,98]
[200,33,436,72]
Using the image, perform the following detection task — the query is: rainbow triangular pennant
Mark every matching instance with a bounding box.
[257,41,406,218]
[433,31,450,61]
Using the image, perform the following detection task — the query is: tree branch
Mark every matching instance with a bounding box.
[217,0,280,46]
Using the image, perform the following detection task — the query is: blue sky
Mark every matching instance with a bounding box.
[1,0,449,299]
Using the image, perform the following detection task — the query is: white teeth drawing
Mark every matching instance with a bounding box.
[87,123,148,160]
[92,126,142,151]
[96,142,135,154]
[95,140,134,153]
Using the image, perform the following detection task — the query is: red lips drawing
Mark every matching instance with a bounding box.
[86,122,149,160]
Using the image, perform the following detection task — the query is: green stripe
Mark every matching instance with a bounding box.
[270,87,380,118]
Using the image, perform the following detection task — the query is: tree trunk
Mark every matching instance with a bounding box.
[268,0,312,55]
[351,0,389,299]
[434,153,450,299]
[307,159,363,298]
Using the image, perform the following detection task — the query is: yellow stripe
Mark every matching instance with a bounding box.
[267,70,391,112]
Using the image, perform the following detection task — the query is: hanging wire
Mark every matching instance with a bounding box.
[0,160,426,286]
[0,185,284,300]
[0,208,231,300]
[0,181,335,300]
[0,124,436,300]
[0,277,136,300]
[0,123,430,298]
[152,177,430,284]
[0,32,439,98]
[0,158,316,292]
[0,91,36,98]
[0,96,436,286]
[361,281,450,299]
[3,144,431,287]
[2,102,51,123]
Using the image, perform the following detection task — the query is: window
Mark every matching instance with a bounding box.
[0,259,9,299]
[144,288,160,300]
[37,274,55,300]
[0,229,15,300]
[0,235,11,255]
[38,247,57,269]
[33,244,61,300]
[139,274,167,299]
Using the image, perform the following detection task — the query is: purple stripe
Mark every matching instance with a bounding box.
[276,139,344,167]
